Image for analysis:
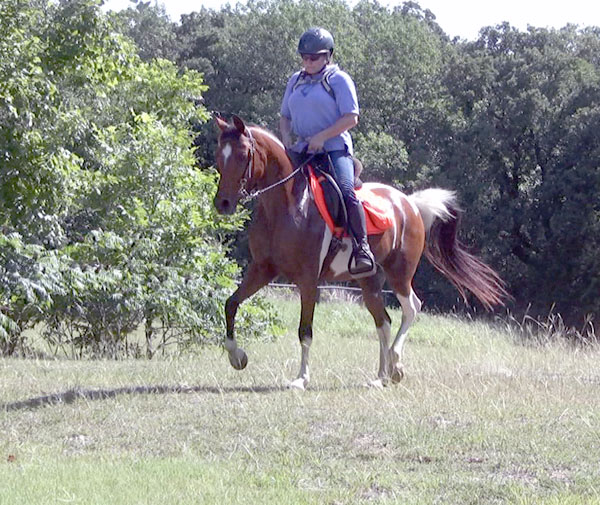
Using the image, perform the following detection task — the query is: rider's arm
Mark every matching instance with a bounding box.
[307,112,358,152]
[280,115,294,149]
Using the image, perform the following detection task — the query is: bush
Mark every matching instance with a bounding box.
[0,0,278,358]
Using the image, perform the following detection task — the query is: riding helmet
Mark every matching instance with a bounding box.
[297,27,334,54]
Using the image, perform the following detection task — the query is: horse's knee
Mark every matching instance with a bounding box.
[225,296,239,316]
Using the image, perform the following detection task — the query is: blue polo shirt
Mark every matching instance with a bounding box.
[280,65,359,155]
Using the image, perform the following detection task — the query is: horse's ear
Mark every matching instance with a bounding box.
[214,113,229,132]
[232,115,246,135]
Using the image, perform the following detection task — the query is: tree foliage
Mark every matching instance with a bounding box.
[0,0,276,357]
[113,0,600,326]
[3,0,598,349]
[440,24,600,321]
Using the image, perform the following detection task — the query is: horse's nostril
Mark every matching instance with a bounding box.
[215,196,233,215]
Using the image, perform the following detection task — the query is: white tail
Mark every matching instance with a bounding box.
[408,187,508,310]
[408,188,457,233]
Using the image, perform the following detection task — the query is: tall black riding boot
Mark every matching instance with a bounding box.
[346,199,376,275]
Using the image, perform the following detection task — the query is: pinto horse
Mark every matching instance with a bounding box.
[214,115,507,389]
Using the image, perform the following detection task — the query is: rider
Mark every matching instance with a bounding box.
[280,27,375,274]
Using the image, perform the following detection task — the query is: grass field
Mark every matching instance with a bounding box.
[1,296,599,504]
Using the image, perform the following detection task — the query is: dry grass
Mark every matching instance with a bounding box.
[1,297,599,504]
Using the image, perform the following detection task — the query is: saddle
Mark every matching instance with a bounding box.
[304,155,394,239]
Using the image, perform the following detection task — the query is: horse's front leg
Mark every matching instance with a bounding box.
[224,261,275,370]
[290,283,318,390]
[358,273,392,388]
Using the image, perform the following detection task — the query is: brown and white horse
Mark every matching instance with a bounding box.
[213,115,507,389]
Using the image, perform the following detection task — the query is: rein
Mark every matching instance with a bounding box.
[240,164,305,203]
[239,133,316,203]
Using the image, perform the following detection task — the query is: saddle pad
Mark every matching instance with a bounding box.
[308,168,394,236]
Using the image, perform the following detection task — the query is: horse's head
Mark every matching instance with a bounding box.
[213,115,262,215]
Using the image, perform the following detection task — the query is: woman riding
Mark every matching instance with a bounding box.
[280,27,375,274]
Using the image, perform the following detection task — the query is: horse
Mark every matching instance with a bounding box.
[213,114,507,389]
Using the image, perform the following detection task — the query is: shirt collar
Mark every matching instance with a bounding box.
[300,64,337,82]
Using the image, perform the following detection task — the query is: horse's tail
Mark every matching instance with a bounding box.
[408,188,508,310]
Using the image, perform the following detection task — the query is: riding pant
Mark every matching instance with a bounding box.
[287,148,374,272]
[328,150,359,210]
[288,148,363,235]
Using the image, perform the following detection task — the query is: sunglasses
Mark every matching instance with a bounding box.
[300,53,326,62]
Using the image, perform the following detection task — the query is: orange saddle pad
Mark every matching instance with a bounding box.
[308,167,394,237]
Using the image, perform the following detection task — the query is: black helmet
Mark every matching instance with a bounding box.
[297,27,334,54]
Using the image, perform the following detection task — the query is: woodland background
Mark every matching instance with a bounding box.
[1,0,598,357]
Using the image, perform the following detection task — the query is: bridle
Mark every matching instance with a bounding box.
[238,127,256,199]
[237,127,316,203]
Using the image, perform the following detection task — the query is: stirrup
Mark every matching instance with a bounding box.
[348,247,376,276]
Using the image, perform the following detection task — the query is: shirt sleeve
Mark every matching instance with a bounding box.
[331,70,360,116]
[280,73,299,119]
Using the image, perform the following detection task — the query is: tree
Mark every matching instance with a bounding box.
[106,0,600,325]
[107,0,178,61]
[0,0,276,357]
[440,24,600,322]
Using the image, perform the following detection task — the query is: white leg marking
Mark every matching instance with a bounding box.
[389,289,421,382]
[369,320,392,388]
[224,338,248,370]
[290,338,311,390]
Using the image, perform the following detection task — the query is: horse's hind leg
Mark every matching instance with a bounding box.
[383,250,422,383]
[387,281,421,383]
[358,272,392,387]
[224,261,275,370]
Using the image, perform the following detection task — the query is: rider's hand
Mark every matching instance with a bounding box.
[307,132,326,152]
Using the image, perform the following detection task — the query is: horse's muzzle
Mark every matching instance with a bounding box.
[214,194,237,215]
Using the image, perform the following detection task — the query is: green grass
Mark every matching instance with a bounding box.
[1,297,600,504]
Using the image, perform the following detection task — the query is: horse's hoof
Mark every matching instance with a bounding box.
[390,367,404,384]
[228,348,248,370]
[368,378,388,389]
[289,378,307,391]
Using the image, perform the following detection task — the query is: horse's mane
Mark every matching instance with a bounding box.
[219,122,285,152]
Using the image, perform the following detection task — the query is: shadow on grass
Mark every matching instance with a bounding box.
[2,383,366,411]
[1,384,284,411]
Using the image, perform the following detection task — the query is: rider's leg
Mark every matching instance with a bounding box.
[329,150,375,273]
